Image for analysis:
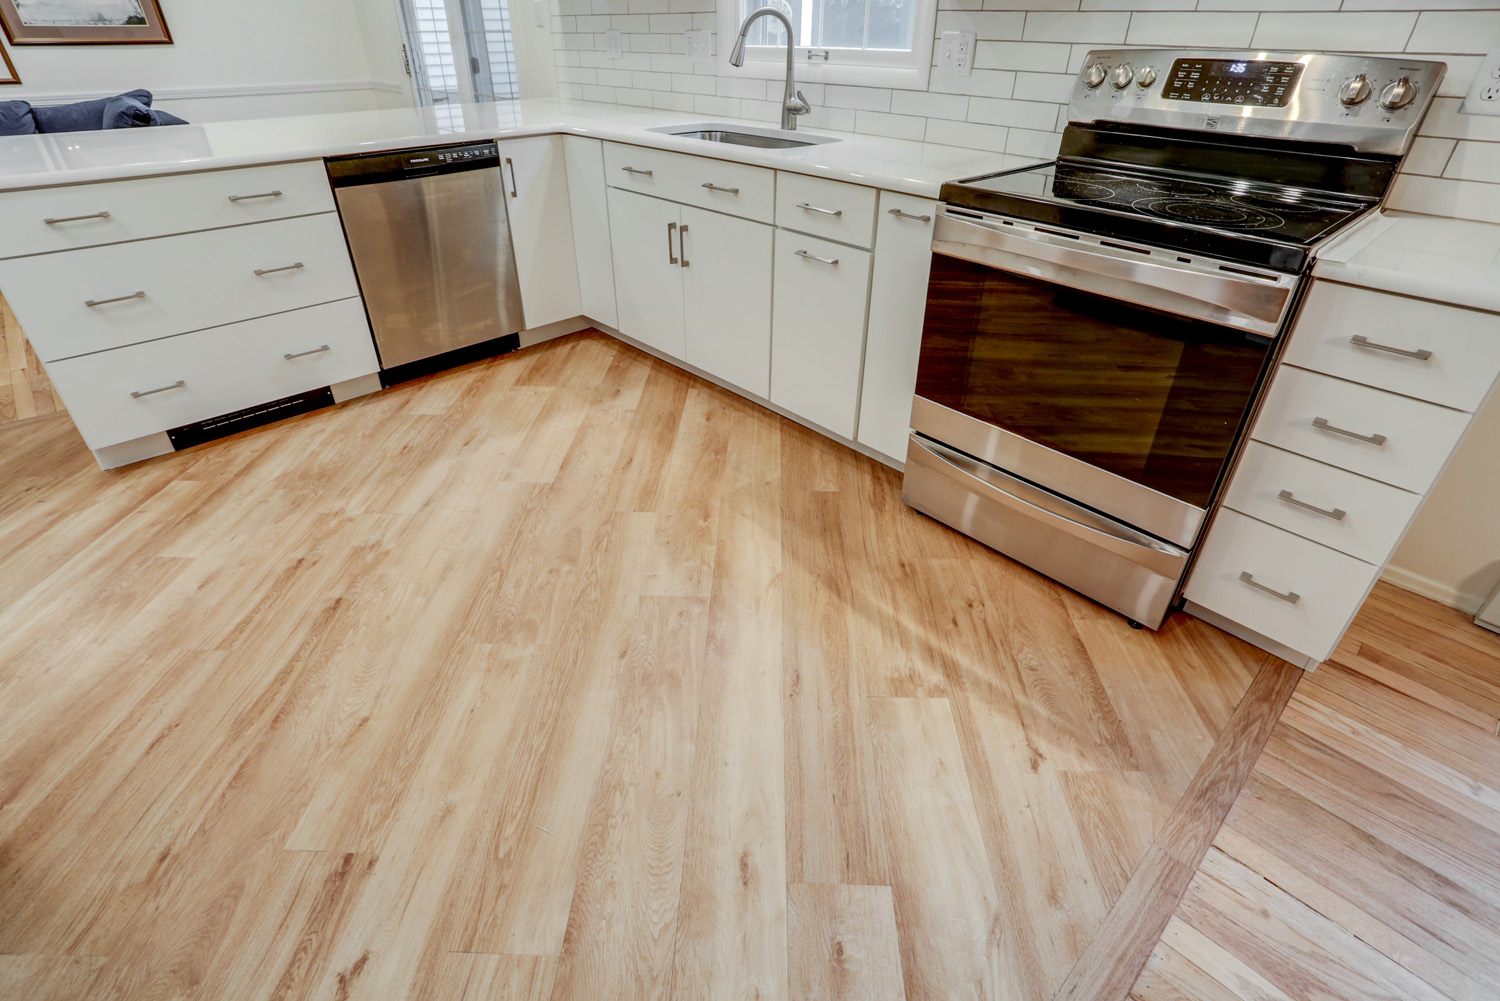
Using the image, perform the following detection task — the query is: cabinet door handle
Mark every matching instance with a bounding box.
[1350,334,1432,361]
[701,183,740,194]
[1238,571,1301,605]
[254,262,305,277]
[621,166,653,176]
[679,224,689,268]
[505,157,518,197]
[85,290,147,308]
[131,379,186,399]
[667,221,678,264]
[284,344,332,360]
[887,207,931,223]
[1312,416,1387,446]
[795,249,839,266]
[1277,489,1347,521]
[45,210,111,224]
[228,190,283,202]
[796,201,842,217]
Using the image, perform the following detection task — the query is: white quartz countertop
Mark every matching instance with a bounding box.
[1315,211,1500,315]
[0,98,1026,199]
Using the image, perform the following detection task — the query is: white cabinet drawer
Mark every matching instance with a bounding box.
[46,298,377,450]
[1223,441,1422,565]
[0,161,336,258]
[1250,366,1470,493]
[770,229,873,439]
[1284,281,1500,412]
[602,142,774,222]
[0,213,359,362]
[1185,510,1380,663]
[775,172,878,249]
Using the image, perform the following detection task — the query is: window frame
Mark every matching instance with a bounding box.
[716,0,939,91]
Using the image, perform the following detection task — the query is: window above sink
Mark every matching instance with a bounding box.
[717,0,939,90]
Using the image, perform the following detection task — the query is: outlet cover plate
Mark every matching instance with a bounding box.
[606,28,623,60]
[1460,49,1500,116]
[937,31,975,78]
[686,29,712,62]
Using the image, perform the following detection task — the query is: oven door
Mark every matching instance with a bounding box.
[913,209,1295,548]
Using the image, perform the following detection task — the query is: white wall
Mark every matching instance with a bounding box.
[1,0,411,122]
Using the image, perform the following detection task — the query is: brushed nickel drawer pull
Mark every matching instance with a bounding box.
[1350,334,1433,361]
[797,201,842,216]
[701,182,740,194]
[888,207,932,223]
[1312,416,1387,446]
[667,221,678,265]
[85,290,146,308]
[45,210,111,224]
[131,379,186,399]
[795,249,838,266]
[1277,489,1347,521]
[621,166,653,176]
[1238,571,1300,605]
[254,262,305,277]
[679,224,689,268]
[228,190,283,202]
[284,344,331,360]
[505,157,518,197]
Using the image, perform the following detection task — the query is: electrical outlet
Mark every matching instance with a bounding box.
[937,31,975,78]
[1460,49,1500,116]
[534,0,547,29]
[685,29,712,62]
[606,28,623,60]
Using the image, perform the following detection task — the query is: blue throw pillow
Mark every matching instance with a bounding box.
[0,99,35,136]
[103,95,187,129]
[34,88,153,133]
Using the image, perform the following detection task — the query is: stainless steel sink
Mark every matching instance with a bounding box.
[646,123,840,149]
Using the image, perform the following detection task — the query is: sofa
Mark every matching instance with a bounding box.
[0,89,188,136]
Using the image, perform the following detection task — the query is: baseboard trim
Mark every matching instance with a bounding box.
[1380,564,1487,615]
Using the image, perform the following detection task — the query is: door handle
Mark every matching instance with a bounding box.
[701,183,739,194]
[796,202,843,217]
[228,191,283,202]
[1238,571,1301,605]
[130,379,186,399]
[795,249,838,266]
[254,262,305,277]
[284,344,332,360]
[1277,489,1347,521]
[45,210,111,224]
[887,207,932,223]
[504,157,518,197]
[1312,416,1387,446]
[1350,334,1432,361]
[85,290,147,308]
[621,166,653,176]
[679,224,689,268]
[667,221,678,265]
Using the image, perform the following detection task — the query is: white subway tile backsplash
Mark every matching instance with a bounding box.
[1083,0,1191,9]
[1389,175,1500,226]
[1251,13,1419,54]
[1407,12,1500,56]
[891,90,972,120]
[929,68,1018,97]
[1195,0,1336,8]
[1405,137,1458,177]
[969,96,1063,129]
[1006,127,1063,158]
[925,118,1011,152]
[1126,12,1258,49]
[1022,12,1131,44]
[856,110,930,140]
[935,11,1025,39]
[1011,71,1075,103]
[976,40,1072,72]
[1445,140,1500,183]
[825,85,895,112]
[983,1,1079,9]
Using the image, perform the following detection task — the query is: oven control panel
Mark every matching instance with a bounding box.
[1069,49,1445,156]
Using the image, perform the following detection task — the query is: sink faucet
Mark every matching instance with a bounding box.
[728,7,812,130]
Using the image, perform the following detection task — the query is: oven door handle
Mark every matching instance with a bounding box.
[932,211,1294,336]
[909,435,1188,578]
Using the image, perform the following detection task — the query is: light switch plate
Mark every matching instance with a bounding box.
[606,28,623,60]
[686,29,712,62]
[937,31,975,78]
[1460,49,1500,116]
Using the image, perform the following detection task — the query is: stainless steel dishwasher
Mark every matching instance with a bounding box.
[328,141,524,374]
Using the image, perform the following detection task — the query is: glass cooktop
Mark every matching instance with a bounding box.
[942,160,1375,270]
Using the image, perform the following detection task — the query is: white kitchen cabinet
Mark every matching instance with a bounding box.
[856,192,938,462]
[563,136,617,329]
[681,206,773,398]
[608,186,685,358]
[497,135,581,328]
[770,229,873,439]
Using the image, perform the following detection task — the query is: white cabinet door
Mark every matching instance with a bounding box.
[681,205,772,398]
[857,192,937,462]
[770,229,873,439]
[608,187,685,358]
[563,135,617,329]
[497,135,581,328]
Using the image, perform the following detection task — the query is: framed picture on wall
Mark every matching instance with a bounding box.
[0,0,173,46]
[1,42,18,83]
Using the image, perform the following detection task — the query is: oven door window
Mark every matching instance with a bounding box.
[916,253,1271,510]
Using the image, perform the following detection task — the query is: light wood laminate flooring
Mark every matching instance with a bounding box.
[0,290,64,427]
[1130,583,1500,1001]
[0,331,1278,1000]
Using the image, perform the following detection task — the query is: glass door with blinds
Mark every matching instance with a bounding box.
[396,0,519,115]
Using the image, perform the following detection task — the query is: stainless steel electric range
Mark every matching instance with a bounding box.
[903,49,1445,629]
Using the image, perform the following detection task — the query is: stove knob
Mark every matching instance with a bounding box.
[1339,74,1372,106]
[1136,66,1157,89]
[1380,77,1418,111]
[1112,64,1134,89]
[1084,63,1108,88]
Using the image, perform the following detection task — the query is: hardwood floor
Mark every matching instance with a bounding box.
[1130,583,1500,1001]
[0,330,1277,1001]
[0,290,64,427]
